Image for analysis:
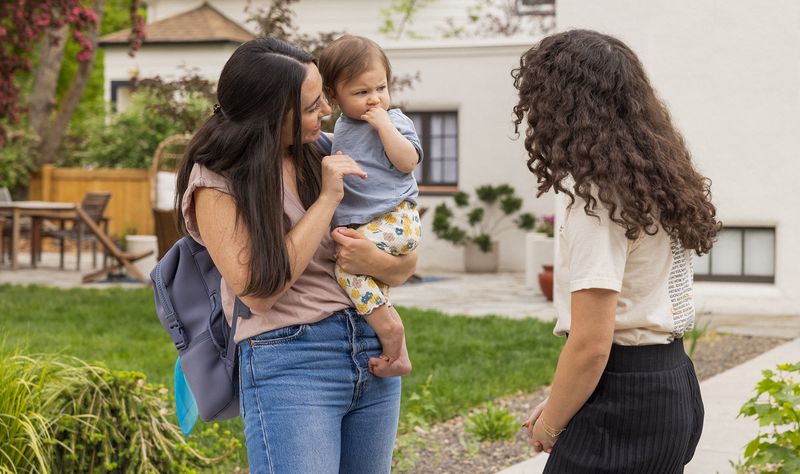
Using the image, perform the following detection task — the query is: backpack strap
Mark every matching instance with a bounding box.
[226,296,250,362]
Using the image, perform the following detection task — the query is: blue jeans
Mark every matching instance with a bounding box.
[239,308,401,474]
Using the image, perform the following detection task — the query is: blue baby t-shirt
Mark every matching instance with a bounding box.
[331,108,423,227]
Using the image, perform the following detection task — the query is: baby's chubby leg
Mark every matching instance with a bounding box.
[334,263,411,377]
[365,304,412,378]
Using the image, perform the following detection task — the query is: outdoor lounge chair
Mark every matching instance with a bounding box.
[75,207,153,283]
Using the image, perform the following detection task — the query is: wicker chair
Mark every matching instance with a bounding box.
[150,134,192,259]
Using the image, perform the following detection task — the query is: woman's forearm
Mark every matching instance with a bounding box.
[539,288,617,432]
[370,249,417,287]
[284,195,339,282]
[539,338,610,430]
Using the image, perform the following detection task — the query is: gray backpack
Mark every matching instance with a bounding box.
[151,236,250,421]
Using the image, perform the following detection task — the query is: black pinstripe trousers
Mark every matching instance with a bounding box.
[544,339,704,474]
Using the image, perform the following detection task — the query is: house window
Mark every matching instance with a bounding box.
[516,0,555,15]
[406,111,458,192]
[694,227,775,283]
[110,80,133,112]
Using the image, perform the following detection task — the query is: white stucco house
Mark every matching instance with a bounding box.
[557,0,799,315]
[100,0,799,315]
[100,0,556,273]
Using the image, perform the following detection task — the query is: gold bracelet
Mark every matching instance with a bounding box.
[540,417,566,438]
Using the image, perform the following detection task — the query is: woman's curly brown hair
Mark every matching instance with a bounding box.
[512,29,720,254]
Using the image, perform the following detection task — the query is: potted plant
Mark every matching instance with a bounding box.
[432,184,536,273]
[526,214,555,300]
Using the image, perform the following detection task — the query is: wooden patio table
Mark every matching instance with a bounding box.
[0,201,74,270]
[0,201,152,283]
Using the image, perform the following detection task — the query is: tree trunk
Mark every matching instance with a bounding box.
[28,24,69,141]
[37,0,107,166]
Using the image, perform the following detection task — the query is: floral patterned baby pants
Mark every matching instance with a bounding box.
[335,200,421,315]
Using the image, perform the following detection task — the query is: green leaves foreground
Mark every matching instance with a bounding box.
[0,352,237,474]
[736,361,800,474]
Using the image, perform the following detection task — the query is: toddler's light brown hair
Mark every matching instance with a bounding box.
[318,35,392,100]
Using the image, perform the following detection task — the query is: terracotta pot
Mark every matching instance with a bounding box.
[538,264,554,301]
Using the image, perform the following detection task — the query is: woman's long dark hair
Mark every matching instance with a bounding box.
[176,37,322,298]
[512,29,720,254]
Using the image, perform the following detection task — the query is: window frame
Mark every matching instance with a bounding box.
[516,0,555,16]
[110,80,132,112]
[406,111,459,193]
[694,226,776,283]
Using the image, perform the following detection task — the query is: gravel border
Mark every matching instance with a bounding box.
[400,333,789,474]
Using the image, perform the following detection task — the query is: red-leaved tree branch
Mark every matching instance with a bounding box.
[0,0,145,149]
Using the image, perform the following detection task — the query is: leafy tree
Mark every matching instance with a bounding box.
[64,81,213,169]
[439,0,555,38]
[0,0,144,162]
[245,0,342,58]
[379,0,437,40]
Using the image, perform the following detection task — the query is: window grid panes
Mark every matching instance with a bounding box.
[693,227,775,283]
[406,111,458,187]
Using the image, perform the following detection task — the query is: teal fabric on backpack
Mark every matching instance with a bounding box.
[175,356,199,436]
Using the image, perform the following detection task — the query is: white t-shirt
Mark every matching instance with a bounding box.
[553,194,696,345]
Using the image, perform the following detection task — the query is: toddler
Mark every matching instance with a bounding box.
[319,35,422,378]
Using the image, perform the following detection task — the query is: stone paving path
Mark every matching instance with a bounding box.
[391,272,557,321]
[0,252,145,288]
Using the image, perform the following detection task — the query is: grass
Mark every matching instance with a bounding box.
[1,284,562,471]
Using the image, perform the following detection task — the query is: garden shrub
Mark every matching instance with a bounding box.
[0,352,237,473]
[0,353,56,473]
[432,184,535,253]
[65,89,211,169]
[735,362,800,473]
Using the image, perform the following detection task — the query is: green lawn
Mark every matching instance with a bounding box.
[1,284,562,470]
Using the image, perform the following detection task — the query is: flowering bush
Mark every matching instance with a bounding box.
[536,214,555,237]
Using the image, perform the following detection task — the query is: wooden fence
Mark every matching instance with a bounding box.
[28,165,153,237]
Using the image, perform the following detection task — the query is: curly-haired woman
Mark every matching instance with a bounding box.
[513,30,720,472]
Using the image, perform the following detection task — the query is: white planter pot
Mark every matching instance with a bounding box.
[125,234,158,278]
[464,241,499,273]
[525,232,554,292]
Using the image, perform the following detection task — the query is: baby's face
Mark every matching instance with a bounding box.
[334,66,390,120]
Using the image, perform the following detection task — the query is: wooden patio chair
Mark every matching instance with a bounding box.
[150,134,192,259]
[0,187,31,264]
[76,207,153,283]
[40,191,112,270]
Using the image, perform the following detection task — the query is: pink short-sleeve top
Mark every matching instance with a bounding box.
[182,163,351,342]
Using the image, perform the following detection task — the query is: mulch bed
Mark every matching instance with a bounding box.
[402,333,789,474]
